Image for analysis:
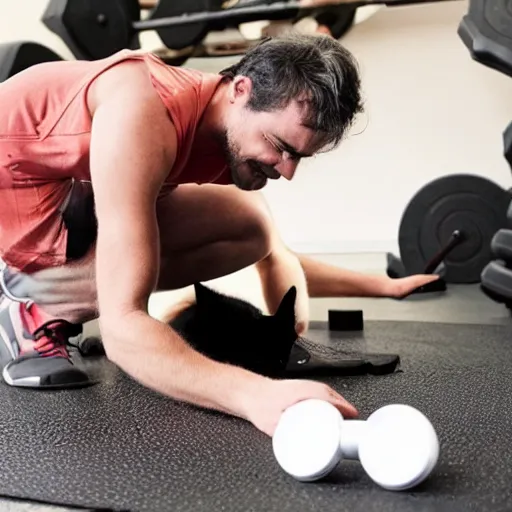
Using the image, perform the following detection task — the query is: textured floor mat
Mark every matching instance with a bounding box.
[0,320,512,512]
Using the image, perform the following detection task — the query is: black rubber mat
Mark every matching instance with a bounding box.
[1,320,512,512]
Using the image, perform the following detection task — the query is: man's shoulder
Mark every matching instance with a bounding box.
[87,55,161,115]
[89,51,223,108]
[145,55,224,98]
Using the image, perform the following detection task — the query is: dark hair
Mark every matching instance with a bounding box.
[220,33,364,150]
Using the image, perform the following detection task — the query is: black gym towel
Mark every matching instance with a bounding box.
[1,321,512,512]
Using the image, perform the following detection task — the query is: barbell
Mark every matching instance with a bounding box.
[42,0,451,61]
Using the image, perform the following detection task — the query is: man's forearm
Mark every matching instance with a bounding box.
[296,254,391,298]
[103,311,266,418]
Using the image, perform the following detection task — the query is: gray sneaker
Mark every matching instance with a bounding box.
[0,297,90,388]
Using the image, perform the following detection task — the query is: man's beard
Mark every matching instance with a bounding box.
[218,129,269,191]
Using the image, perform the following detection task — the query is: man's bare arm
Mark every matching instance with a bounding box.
[88,62,264,418]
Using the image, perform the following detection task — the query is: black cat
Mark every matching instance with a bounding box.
[170,283,299,376]
[77,283,400,377]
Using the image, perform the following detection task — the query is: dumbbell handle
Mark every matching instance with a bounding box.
[339,420,366,460]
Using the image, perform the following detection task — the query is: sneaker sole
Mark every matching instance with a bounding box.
[2,363,94,389]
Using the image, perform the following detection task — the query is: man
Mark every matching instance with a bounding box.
[0,33,435,437]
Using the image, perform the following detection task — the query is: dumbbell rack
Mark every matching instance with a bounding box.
[22,0,459,67]
[458,0,512,310]
[384,0,512,305]
[480,135,512,309]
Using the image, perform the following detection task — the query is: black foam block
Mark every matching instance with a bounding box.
[328,309,363,331]
[1,321,512,511]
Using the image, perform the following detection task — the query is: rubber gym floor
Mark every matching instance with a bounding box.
[0,269,510,512]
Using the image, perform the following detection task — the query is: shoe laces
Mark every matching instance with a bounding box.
[0,263,83,358]
[31,320,82,358]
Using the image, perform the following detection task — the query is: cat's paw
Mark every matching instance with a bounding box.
[78,336,106,357]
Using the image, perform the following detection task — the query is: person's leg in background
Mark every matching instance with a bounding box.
[0,183,276,388]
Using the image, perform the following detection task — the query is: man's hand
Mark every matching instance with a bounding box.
[245,378,358,437]
[384,274,440,299]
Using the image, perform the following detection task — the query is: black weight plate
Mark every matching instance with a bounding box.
[0,41,63,82]
[309,5,356,40]
[398,174,510,284]
[42,0,140,61]
[150,0,216,51]
[504,121,512,169]
[42,0,83,60]
[458,0,512,77]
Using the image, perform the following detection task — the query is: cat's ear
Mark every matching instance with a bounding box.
[274,286,297,325]
[194,283,217,306]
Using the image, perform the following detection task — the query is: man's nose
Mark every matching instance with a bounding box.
[275,158,299,181]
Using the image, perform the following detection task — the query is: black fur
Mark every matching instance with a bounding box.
[170,283,299,376]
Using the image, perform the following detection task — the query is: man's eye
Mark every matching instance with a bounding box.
[264,135,283,153]
[271,141,283,153]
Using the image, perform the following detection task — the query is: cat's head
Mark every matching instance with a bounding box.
[193,282,299,356]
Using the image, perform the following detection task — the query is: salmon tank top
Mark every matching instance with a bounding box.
[0,49,232,190]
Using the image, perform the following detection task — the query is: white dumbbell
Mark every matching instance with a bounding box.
[272,399,439,491]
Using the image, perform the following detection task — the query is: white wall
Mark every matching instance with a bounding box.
[1,1,511,257]
[0,0,74,59]
[261,0,512,255]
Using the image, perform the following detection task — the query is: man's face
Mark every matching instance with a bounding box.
[219,77,326,191]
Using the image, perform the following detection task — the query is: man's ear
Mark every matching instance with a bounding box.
[230,75,252,103]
